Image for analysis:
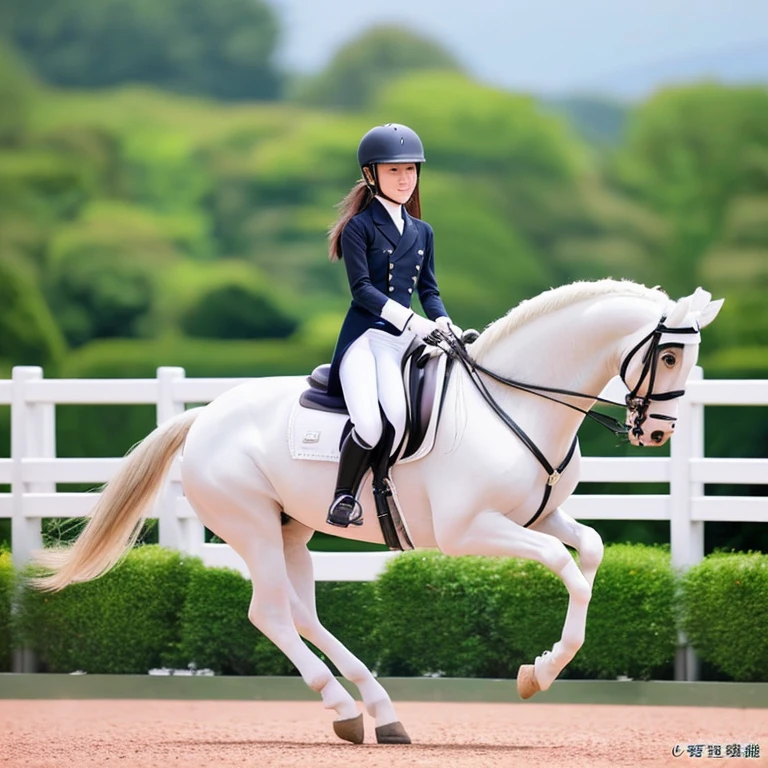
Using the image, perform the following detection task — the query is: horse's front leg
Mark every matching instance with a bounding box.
[434,506,592,698]
[532,507,604,589]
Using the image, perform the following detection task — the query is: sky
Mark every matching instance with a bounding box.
[270,0,768,99]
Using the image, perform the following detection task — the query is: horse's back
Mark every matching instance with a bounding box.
[181,375,306,497]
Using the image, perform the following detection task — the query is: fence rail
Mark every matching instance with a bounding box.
[1,365,767,680]
[1,366,767,580]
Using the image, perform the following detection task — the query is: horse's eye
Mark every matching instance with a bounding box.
[662,353,677,368]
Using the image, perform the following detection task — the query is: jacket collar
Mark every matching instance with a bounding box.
[370,197,402,248]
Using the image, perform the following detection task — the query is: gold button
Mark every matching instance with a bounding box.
[389,286,394,292]
[416,265,421,270]
[408,288,413,294]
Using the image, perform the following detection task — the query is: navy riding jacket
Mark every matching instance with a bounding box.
[327,198,448,397]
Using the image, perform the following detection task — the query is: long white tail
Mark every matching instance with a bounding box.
[31,407,203,591]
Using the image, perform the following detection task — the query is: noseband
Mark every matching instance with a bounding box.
[436,315,699,527]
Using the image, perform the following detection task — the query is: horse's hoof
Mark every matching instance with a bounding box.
[517,664,541,700]
[375,720,412,744]
[333,713,364,744]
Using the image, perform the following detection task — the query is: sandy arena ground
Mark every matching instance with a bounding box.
[1,700,767,768]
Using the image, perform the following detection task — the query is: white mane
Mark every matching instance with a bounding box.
[471,279,668,358]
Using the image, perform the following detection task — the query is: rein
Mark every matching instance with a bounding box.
[436,317,696,527]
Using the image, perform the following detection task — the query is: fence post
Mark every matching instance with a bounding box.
[669,365,704,681]
[156,367,203,556]
[11,365,53,672]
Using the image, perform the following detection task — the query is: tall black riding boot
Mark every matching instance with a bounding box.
[326,431,373,528]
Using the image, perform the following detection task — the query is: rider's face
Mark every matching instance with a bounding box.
[376,163,418,204]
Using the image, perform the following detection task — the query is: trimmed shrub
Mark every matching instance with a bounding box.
[490,557,570,678]
[0,550,14,671]
[176,565,294,675]
[376,551,500,677]
[315,581,380,671]
[681,552,768,682]
[16,546,201,673]
[575,544,676,679]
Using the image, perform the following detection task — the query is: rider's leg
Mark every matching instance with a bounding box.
[327,334,382,527]
[370,330,409,451]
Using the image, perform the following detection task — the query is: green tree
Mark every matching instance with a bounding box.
[181,283,299,340]
[0,44,35,146]
[292,25,462,110]
[0,256,66,369]
[612,84,768,295]
[4,0,282,100]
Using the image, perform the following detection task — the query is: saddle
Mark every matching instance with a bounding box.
[298,339,454,550]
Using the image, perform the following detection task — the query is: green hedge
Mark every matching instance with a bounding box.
[574,544,676,679]
[175,564,294,675]
[16,546,201,673]
[376,551,503,677]
[681,552,768,682]
[377,546,677,680]
[4,545,767,680]
[0,550,14,671]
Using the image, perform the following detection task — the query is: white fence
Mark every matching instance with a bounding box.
[1,365,767,583]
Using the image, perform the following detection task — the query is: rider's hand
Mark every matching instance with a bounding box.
[406,313,439,341]
[436,316,463,338]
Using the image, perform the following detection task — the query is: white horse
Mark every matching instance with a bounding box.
[34,279,722,745]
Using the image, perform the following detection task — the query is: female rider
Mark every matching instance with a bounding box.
[325,123,458,528]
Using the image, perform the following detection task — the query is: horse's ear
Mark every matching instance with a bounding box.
[690,286,712,312]
[698,297,724,329]
[665,296,692,328]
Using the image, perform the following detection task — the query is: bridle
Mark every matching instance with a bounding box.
[435,316,700,527]
[618,321,699,439]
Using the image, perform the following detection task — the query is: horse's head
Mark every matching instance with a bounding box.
[621,287,723,447]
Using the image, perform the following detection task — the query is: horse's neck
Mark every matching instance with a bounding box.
[477,296,662,440]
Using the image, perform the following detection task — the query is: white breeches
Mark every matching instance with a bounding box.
[339,329,414,450]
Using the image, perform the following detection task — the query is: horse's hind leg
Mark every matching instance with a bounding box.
[282,520,411,745]
[186,488,362,741]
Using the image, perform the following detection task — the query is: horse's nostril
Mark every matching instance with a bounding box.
[651,430,664,443]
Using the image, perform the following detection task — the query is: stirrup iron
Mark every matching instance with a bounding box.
[326,494,364,528]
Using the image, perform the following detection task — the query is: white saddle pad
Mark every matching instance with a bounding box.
[288,352,447,464]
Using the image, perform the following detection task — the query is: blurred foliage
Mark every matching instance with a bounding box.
[181,283,299,340]
[0,24,766,555]
[611,83,768,298]
[291,25,462,111]
[0,255,66,370]
[2,0,281,100]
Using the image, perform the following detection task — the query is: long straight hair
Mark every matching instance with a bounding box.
[328,179,422,262]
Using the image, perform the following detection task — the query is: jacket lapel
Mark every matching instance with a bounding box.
[370,198,401,248]
[391,208,417,262]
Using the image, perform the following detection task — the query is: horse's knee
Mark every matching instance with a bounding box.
[559,558,592,605]
[580,526,604,568]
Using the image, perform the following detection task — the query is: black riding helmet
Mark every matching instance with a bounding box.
[357,123,425,198]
